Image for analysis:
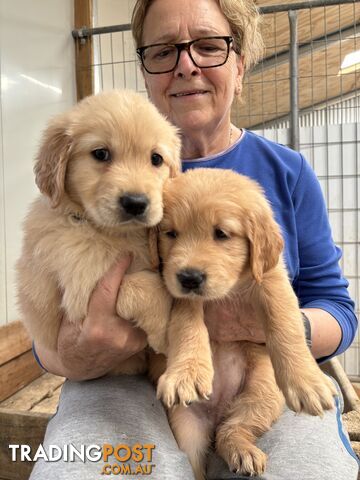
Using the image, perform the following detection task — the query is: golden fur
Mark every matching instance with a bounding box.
[16,90,181,373]
[154,168,336,478]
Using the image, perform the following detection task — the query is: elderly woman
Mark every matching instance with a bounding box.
[30,0,358,479]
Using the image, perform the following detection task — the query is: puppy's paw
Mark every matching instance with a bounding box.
[220,441,267,477]
[157,362,213,408]
[280,370,336,416]
[116,291,133,321]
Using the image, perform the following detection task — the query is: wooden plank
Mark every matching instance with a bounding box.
[0,373,64,413]
[0,374,64,480]
[258,0,360,59]
[0,351,43,403]
[0,321,31,366]
[31,386,63,414]
[74,0,93,100]
[0,409,50,480]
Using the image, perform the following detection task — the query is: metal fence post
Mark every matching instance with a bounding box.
[289,10,299,151]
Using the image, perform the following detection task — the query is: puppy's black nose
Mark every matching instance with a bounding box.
[120,194,149,217]
[177,269,206,291]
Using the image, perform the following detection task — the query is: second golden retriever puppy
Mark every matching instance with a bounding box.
[16,90,181,373]
[155,168,336,479]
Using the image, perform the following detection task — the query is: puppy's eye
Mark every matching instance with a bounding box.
[92,148,111,162]
[151,152,164,167]
[214,228,230,240]
[165,230,177,239]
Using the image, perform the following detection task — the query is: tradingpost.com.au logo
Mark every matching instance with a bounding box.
[9,443,156,476]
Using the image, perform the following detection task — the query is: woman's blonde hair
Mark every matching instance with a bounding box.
[131,0,264,72]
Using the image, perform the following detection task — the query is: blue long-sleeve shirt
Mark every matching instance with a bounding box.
[182,129,358,361]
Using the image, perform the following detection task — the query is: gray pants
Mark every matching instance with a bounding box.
[30,375,359,480]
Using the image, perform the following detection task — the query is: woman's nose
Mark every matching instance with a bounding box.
[174,50,200,78]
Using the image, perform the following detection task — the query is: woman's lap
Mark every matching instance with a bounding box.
[29,375,194,480]
[207,394,359,479]
[30,375,359,480]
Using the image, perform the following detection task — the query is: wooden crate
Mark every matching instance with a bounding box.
[0,374,64,480]
[0,321,43,403]
[0,321,64,480]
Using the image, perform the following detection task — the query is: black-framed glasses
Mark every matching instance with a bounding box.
[137,36,234,74]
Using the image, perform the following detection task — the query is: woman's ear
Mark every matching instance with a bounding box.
[34,113,72,208]
[234,54,245,98]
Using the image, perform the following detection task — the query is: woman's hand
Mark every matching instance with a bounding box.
[204,299,266,344]
[204,299,341,359]
[36,256,147,381]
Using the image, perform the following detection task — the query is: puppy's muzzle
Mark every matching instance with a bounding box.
[119,193,149,219]
[177,268,206,294]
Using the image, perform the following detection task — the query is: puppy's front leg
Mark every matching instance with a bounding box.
[255,266,336,415]
[157,299,214,408]
[116,271,171,354]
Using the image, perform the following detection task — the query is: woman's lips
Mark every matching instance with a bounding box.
[171,90,208,98]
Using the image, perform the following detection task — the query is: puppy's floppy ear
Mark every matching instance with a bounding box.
[169,160,181,178]
[245,204,284,284]
[34,113,72,208]
[148,226,160,271]
[166,132,182,178]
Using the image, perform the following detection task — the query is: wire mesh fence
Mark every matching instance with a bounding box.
[73,0,360,379]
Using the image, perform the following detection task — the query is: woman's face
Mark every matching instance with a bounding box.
[141,0,244,135]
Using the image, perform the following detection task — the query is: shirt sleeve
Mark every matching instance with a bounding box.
[32,341,48,372]
[291,154,358,362]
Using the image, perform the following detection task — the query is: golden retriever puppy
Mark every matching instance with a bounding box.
[154,168,336,478]
[16,90,181,373]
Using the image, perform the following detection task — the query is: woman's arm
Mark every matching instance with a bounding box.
[205,156,357,361]
[293,155,357,361]
[204,304,343,361]
[34,257,147,381]
[302,308,342,360]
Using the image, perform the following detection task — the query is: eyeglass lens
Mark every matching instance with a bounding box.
[142,38,230,73]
